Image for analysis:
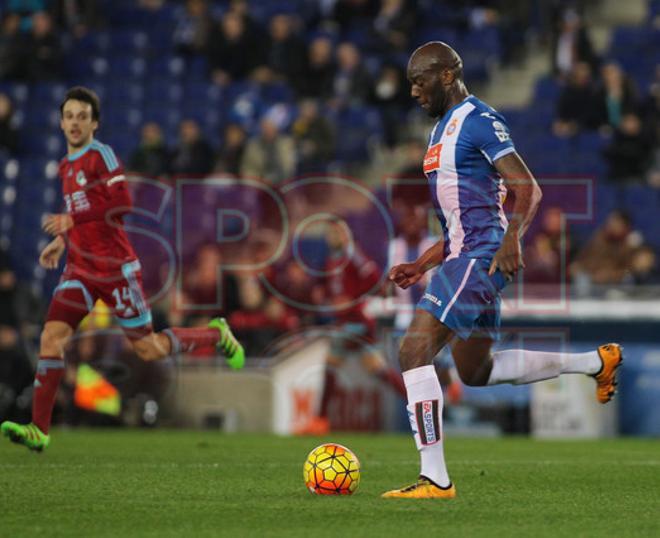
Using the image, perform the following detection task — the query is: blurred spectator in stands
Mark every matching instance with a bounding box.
[372,0,415,53]
[489,0,530,66]
[571,209,642,287]
[387,206,436,331]
[553,62,604,136]
[628,245,660,286]
[292,99,335,173]
[173,0,212,56]
[241,116,296,184]
[641,65,660,145]
[0,324,33,423]
[332,42,371,107]
[230,276,298,356]
[25,11,62,81]
[128,122,170,179]
[643,67,660,187]
[0,252,21,330]
[0,249,42,338]
[138,0,165,10]
[230,238,299,355]
[0,93,19,156]
[6,0,47,32]
[369,63,409,147]
[50,0,100,39]
[170,119,214,177]
[603,113,654,183]
[552,8,597,78]
[226,0,259,37]
[266,14,306,90]
[182,243,241,322]
[598,62,638,130]
[332,0,379,34]
[207,11,266,86]
[523,207,567,284]
[0,14,24,79]
[215,123,247,176]
[272,258,317,326]
[300,36,336,99]
[395,138,426,179]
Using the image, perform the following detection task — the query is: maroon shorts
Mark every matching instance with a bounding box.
[46,260,152,339]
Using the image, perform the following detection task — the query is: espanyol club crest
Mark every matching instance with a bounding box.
[446,118,458,135]
[76,170,87,186]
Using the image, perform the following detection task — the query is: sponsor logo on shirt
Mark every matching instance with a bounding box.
[423,143,442,174]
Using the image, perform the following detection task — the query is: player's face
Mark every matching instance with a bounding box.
[407,54,455,118]
[407,60,448,118]
[326,222,350,251]
[60,99,98,149]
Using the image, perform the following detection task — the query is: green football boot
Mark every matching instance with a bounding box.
[208,317,245,370]
[1,422,50,452]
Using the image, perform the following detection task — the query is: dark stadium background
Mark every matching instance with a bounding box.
[0,0,659,437]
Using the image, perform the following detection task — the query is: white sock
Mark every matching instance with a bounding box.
[487,349,602,385]
[403,365,451,488]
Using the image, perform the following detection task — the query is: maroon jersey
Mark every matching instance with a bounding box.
[59,140,136,276]
[324,246,381,324]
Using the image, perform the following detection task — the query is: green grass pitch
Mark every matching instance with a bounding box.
[0,431,658,537]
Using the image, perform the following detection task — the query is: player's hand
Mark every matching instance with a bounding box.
[42,213,74,236]
[39,236,65,270]
[489,232,524,278]
[388,262,423,290]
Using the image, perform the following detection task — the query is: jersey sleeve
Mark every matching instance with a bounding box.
[93,143,124,181]
[466,110,516,164]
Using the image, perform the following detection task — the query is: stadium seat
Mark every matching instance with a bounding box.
[331,105,384,163]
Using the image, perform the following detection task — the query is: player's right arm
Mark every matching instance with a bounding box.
[39,235,66,269]
[388,239,444,290]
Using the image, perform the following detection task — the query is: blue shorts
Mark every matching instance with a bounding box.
[417,257,507,341]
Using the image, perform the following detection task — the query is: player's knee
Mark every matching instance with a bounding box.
[132,338,161,361]
[455,364,488,387]
[40,324,71,355]
[398,338,427,372]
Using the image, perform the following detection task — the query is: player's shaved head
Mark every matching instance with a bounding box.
[408,41,463,79]
[407,41,468,118]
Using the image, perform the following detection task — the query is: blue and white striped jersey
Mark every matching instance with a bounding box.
[423,95,515,260]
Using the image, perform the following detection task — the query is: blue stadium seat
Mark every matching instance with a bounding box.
[331,105,384,163]
[534,76,562,103]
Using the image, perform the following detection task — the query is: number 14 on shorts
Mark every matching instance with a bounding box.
[112,286,136,314]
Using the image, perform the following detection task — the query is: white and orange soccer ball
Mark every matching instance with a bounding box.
[303,443,361,495]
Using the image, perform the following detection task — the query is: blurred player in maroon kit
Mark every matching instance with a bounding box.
[302,219,406,434]
[1,87,244,451]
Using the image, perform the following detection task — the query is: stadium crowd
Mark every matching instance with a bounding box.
[0,0,659,425]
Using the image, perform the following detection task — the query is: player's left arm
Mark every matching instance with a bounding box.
[490,152,543,276]
[465,110,542,277]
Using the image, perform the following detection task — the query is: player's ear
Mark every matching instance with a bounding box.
[91,119,99,132]
[441,67,455,86]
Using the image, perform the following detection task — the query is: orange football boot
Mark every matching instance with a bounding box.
[382,476,456,499]
[594,343,624,404]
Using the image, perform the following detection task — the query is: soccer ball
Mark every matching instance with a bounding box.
[303,443,361,495]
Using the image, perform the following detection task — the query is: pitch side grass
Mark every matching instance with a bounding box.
[0,431,658,537]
